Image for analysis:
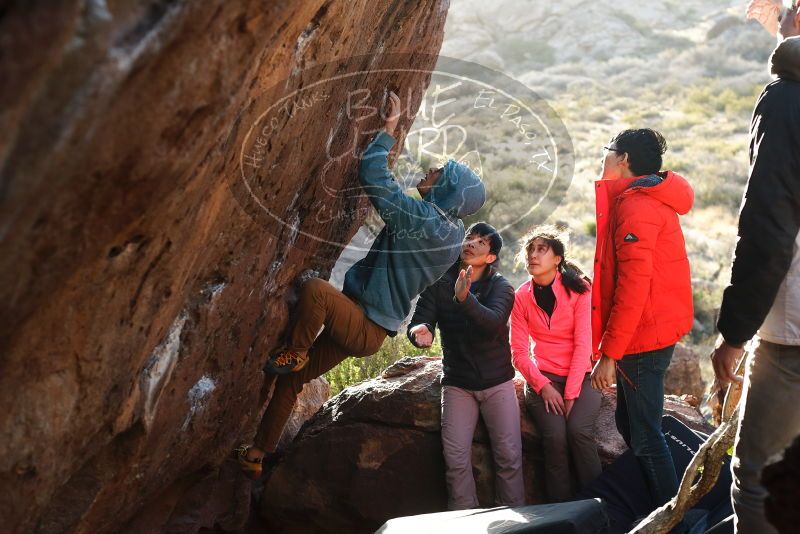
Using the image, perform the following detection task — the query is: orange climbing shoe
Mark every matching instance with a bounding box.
[233,445,262,480]
[263,349,309,375]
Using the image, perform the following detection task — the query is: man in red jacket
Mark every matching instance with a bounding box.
[589,129,695,510]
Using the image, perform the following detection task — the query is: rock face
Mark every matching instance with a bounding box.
[264,357,710,533]
[0,2,449,532]
[664,344,706,402]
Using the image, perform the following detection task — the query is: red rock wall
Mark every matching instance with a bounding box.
[0,1,449,532]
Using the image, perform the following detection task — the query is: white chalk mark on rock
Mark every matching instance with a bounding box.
[182,375,217,431]
[140,313,187,430]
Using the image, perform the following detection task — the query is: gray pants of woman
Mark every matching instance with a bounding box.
[525,372,602,502]
[441,380,525,510]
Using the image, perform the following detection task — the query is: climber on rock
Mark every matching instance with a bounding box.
[407,222,525,510]
[236,91,486,479]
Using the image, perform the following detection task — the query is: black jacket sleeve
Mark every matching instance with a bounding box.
[456,275,516,333]
[717,81,800,345]
[407,283,438,347]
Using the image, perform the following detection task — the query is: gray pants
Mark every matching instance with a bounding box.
[441,380,525,510]
[525,372,602,502]
[732,340,800,533]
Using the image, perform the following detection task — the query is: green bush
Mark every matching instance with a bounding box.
[324,334,443,395]
[682,83,761,119]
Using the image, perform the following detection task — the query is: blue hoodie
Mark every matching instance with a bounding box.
[342,131,485,332]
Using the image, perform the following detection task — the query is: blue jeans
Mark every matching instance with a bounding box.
[615,344,679,508]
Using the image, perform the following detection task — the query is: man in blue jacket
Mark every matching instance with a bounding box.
[238,92,486,476]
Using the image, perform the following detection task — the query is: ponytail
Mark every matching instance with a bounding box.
[558,260,590,295]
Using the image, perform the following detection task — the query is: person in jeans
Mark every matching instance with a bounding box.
[408,222,524,510]
[238,92,486,477]
[712,18,800,533]
[510,226,601,503]
[589,129,694,510]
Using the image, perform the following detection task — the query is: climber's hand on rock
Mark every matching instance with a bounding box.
[410,324,433,348]
[711,336,744,386]
[383,91,401,137]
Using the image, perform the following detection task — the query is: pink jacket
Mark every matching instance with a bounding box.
[510,272,593,400]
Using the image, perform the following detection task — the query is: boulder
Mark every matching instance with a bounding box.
[263,357,710,533]
[664,344,706,400]
[0,2,449,532]
[277,377,331,451]
[594,388,714,465]
[261,357,544,534]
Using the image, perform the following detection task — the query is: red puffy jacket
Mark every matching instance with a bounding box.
[592,171,694,360]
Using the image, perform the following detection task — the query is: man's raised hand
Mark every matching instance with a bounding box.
[454,265,473,303]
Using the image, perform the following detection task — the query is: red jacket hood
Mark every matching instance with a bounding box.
[623,171,694,215]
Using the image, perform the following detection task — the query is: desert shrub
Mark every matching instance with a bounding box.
[583,219,597,237]
[324,334,442,394]
[494,35,556,68]
[682,83,762,119]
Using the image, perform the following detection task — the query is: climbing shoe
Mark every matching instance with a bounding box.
[233,445,262,481]
[263,349,309,375]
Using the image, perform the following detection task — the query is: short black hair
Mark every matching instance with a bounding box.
[466,222,502,256]
[610,128,668,176]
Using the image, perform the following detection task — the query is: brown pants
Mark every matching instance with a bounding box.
[254,278,387,451]
[525,372,602,502]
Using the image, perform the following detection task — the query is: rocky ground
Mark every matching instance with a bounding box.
[261,356,711,533]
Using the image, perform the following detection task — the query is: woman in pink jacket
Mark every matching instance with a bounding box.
[510,226,601,502]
